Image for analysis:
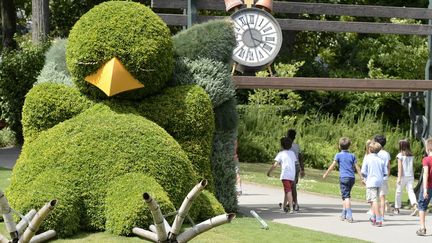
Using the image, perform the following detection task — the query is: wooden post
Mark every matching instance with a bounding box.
[187,0,197,28]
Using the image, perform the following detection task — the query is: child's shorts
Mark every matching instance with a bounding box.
[339,177,355,200]
[282,179,293,193]
[367,187,381,202]
[418,187,432,211]
[379,180,389,196]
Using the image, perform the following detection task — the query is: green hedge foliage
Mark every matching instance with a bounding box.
[211,130,238,213]
[214,98,238,132]
[66,1,173,100]
[172,57,235,107]
[189,190,226,222]
[36,38,73,86]
[173,19,236,64]
[105,173,175,236]
[22,83,94,143]
[8,104,198,236]
[6,169,81,237]
[0,42,45,143]
[130,85,215,191]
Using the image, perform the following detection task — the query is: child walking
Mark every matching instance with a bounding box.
[361,141,387,227]
[393,139,418,216]
[287,129,305,211]
[374,135,391,216]
[323,137,363,222]
[267,136,297,213]
[416,138,432,236]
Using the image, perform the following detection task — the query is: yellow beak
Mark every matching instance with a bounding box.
[85,57,144,97]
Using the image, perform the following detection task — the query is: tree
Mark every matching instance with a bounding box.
[1,0,17,50]
[31,0,49,43]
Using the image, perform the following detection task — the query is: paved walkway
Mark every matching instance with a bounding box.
[238,182,432,243]
[2,147,432,242]
[0,146,21,169]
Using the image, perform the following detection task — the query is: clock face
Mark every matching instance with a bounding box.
[231,8,282,69]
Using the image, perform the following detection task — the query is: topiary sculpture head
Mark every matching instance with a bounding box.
[66,1,173,100]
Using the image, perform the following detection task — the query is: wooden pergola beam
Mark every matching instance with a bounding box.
[233,76,432,92]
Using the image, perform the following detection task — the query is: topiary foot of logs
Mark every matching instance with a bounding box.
[0,191,56,243]
[132,180,235,243]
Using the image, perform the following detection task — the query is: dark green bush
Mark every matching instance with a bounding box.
[173,19,236,64]
[66,1,173,100]
[36,38,73,86]
[22,83,94,143]
[7,169,81,237]
[214,98,238,132]
[8,104,198,236]
[189,190,226,221]
[0,41,46,143]
[212,130,238,213]
[131,85,215,191]
[172,57,235,107]
[105,173,175,236]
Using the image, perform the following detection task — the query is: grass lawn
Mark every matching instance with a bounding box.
[0,167,12,190]
[240,162,414,208]
[0,167,370,242]
[0,217,368,243]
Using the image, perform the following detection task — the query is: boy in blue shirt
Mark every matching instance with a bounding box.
[361,141,388,227]
[323,137,363,222]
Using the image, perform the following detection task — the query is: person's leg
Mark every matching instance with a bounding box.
[339,178,348,220]
[292,165,300,210]
[394,178,403,210]
[345,178,355,222]
[416,187,429,236]
[287,191,294,212]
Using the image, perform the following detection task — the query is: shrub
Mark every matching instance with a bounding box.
[189,190,226,221]
[214,98,238,132]
[0,128,16,147]
[36,38,73,86]
[128,85,215,191]
[173,19,236,64]
[172,57,235,107]
[22,83,94,142]
[212,130,238,213]
[66,1,173,100]
[0,41,45,143]
[7,169,81,237]
[105,173,175,236]
[8,104,198,236]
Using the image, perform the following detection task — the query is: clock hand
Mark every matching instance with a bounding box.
[246,21,258,47]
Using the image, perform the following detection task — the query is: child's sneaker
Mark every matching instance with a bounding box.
[283,206,289,213]
[369,217,376,225]
[289,209,295,214]
[393,208,400,215]
[294,203,300,211]
[375,221,383,227]
[416,228,427,236]
[346,217,354,223]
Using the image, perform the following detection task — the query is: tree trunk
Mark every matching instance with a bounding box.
[1,0,17,50]
[31,0,49,43]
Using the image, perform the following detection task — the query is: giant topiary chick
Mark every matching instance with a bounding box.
[7,1,238,238]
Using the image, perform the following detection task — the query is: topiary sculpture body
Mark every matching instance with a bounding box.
[7,1,237,238]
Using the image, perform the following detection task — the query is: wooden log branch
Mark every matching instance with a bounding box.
[0,190,19,242]
[20,200,57,243]
[169,180,208,239]
[176,213,236,243]
[132,179,235,242]
[143,193,168,241]
[233,76,432,92]
[17,210,37,235]
[28,230,56,243]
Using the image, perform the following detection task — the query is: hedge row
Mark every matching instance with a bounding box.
[8,104,199,236]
